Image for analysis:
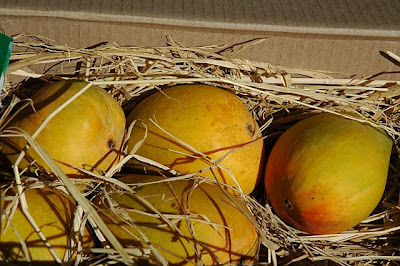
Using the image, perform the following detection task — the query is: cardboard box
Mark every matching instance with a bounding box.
[1,1,399,265]
[1,0,400,79]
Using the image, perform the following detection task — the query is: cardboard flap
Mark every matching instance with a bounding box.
[1,0,399,78]
[1,0,400,39]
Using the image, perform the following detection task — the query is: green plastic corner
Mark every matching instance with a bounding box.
[0,33,13,106]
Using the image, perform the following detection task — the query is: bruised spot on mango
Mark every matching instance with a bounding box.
[283,198,293,210]
[107,138,116,149]
[246,122,254,137]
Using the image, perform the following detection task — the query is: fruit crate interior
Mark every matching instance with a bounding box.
[1,35,400,265]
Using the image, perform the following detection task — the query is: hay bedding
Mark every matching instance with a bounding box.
[0,34,400,265]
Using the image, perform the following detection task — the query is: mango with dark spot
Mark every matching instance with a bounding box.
[264,113,392,234]
[1,80,126,176]
[125,84,264,195]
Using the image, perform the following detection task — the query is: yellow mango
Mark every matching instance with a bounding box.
[0,186,93,262]
[95,174,260,264]
[126,84,264,194]
[1,80,126,176]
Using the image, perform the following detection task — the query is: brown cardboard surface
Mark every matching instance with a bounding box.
[1,0,399,78]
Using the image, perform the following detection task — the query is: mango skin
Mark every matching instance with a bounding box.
[0,186,93,262]
[1,80,126,176]
[264,113,393,234]
[95,175,260,265]
[125,84,264,195]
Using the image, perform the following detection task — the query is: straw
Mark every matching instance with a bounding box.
[1,35,399,265]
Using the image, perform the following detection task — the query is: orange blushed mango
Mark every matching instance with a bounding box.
[264,113,392,234]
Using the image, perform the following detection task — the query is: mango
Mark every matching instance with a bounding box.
[95,174,260,264]
[264,113,392,234]
[125,84,264,194]
[0,185,93,262]
[1,80,126,176]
